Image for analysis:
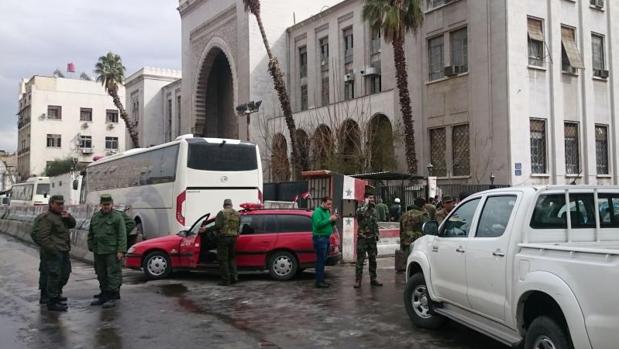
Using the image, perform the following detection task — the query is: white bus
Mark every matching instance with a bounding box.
[10,177,51,206]
[85,135,263,239]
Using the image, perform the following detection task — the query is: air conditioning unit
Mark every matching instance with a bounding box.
[344,73,354,82]
[444,66,457,77]
[595,69,609,79]
[363,66,380,76]
[81,122,89,129]
[107,123,115,129]
[80,147,93,154]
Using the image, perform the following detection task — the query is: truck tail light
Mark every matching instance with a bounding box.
[176,190,186,225]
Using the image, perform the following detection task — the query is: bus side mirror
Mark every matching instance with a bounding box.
[422,221,439,236]
[72,179,79,190]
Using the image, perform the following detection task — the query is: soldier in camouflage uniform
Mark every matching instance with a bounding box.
[88,194,127,308]
[207,199,240,286]
[400,197,429,257]
[354,190,383,288]
[435,196,456,224]
[31,194,76,311]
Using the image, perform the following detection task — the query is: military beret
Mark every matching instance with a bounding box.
[49,195,64,203]
[100,194,113,204]
[364,185,375,196]
[223,198,232,206]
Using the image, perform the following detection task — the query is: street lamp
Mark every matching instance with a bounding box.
[490,172,496,189]
[236,100,262,141]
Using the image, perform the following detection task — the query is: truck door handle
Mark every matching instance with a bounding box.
[492,250,505,257]
[456,247,465,253]
[432,246,439,252]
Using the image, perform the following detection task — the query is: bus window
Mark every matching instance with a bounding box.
[187,142,257,171]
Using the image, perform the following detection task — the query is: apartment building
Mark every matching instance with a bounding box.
[16,75,126,180]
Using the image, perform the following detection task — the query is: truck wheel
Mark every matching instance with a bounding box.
[404,273,446,329]
[142,251,172,280]
[268,251,298,281]
[525,316,573,349]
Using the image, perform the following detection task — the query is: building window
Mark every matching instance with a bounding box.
[300,84,308,111]
[450,28,468,73]
[319,37,329,71]
[530,119,547,174]
[47,105,62,120]
[561,26,584,73]
[592,34,607,78]
[106,109,119,123]
[321,73,329,106]
[429,128,447,177]
[345,81,354,100]
[105,137,119,150]
[343,27,353,65]
[131,91,140,122]
[427,0,448,10]
[370,27,381,55]
[176,95,182,137]
[167,99,173,142]
[299,46,307,79]
[368,75,381,95]
[590,0,604,9]
[564,122,580,175]
[46,134,61,148]
[80,108,92,122]
[452,124,470,176]
[367,27,382,95]
[79,135,92,149]
[527,18,545,67]
[428,35,444,80]
[596,125,609,175]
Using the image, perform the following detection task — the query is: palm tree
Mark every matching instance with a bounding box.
[95,52,140,148]
[242,0,302,177]
[363,0,423,174]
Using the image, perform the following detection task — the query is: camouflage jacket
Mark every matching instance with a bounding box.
[400,205,428,246]
[435,208,451,224]
[88,210,127,254]
[356,203,379,239]
[31,211,76,253]
[209,208,240,237]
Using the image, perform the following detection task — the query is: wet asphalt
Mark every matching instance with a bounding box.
[0,233,508,349]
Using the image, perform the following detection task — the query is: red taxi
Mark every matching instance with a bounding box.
[125,204,340,281]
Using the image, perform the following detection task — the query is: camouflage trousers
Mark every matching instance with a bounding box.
[94,253,122,293]
[217,236,238,284]
[355,236,378,281]
[40,250,71,299]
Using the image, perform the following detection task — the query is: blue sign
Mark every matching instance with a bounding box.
[515,162,522,170]
[515,169,522,176]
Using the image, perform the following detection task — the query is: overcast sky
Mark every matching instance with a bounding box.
[0,0,181,153]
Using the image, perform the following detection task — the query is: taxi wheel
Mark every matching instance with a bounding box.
[268,251,298,281]
[142,251,172,280]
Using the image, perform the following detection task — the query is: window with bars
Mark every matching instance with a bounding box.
[450,28,468,73]
[527,18,545,67]
[370,27,381,55]
[300,84,308,111]
[345,80,354,100]
[428,36,444,80]
[530,119,547,174]
[430,128,447,177]
[319,37,329,71]
[131,92,140,122]
[452,124,470,176]
[106,109,119,123]
[105,137,119,150]
[46,134,61,148]
[47,105,62,120]
[561,26,584,73]
[596,125,609,175]
[564,123,580,175]
[80,108,92,121]
[343,27,354,65]
[79,135,92,149]
[368,74,381,95]
[299,46,307,79]
[321,73,329,106]
[592,34,606,77]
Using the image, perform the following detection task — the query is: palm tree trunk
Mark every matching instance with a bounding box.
[111,92,140,148]
[252,12,302,178]
[392,36,417,174]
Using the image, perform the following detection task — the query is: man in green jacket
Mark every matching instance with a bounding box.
[311,196,337,288]
[374,198,389,222]
[31,194,76,311]
[88,194,126,308]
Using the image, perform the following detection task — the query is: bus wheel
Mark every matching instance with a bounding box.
[142,251,171,280]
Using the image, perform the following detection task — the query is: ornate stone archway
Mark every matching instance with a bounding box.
[368,114,395,171]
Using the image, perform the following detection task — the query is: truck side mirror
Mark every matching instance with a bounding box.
[422,221,439,236]
[72,179,79,190]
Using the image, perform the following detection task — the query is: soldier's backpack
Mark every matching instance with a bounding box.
[221,209,240,236]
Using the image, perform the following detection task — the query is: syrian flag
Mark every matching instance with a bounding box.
[342,176,366,201]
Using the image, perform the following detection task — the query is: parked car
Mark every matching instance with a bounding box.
[404,185,619,349]
[125,205,340,281]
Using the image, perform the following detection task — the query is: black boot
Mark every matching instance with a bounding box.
[90,292,108,306]
[39,292,49,305]
[93,293,103,299]
[47,298,68,312]
[110,291,120,300]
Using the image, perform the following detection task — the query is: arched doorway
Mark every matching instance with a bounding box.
[368,114,395,172]
[295,129,310,170]
[195,48,237,138]
[271,133,290,182]
[311,124,334,170]
[338,119,362,174]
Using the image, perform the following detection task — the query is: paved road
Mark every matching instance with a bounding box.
[0,233,508,349]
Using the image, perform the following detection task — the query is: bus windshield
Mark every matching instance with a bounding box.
[36,184,50,195]
[187,142,257,171]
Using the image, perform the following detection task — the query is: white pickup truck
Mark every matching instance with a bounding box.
[404,186,618,349]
